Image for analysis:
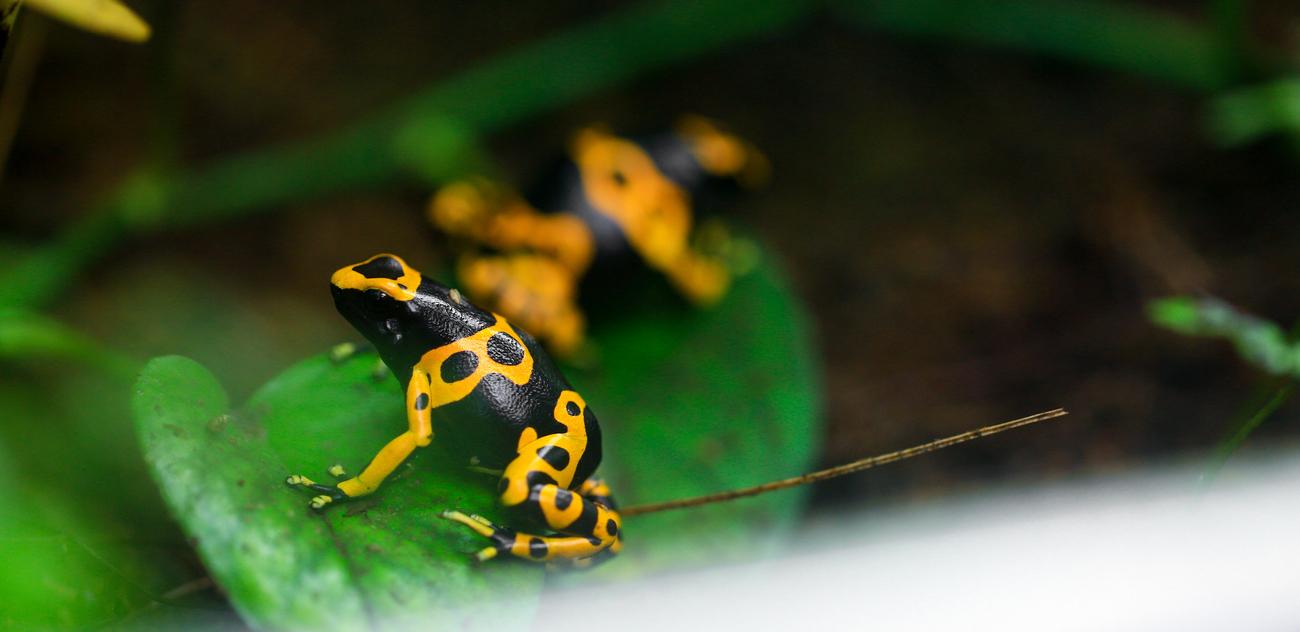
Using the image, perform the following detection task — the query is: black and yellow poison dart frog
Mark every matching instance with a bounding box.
[428,115,768,357]
[287,253,622,565]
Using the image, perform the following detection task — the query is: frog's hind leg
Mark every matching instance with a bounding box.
[440,425,621,563]
[440,508,620,564]
[577,477,618,509]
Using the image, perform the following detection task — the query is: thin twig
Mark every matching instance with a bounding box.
[621,408,1068,517]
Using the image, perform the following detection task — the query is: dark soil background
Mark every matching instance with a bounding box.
[5,0,1300,518]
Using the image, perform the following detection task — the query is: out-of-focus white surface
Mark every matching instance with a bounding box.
[537,452,1300,631]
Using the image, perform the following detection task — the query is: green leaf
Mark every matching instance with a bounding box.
[0,423,201,629]
[1207,78,1300,147]
[135,253,821,626]
[1149,296,1297,376]
[1147,296,1202,334]
[134,356,541,630]
[571,256,820,575]
[835,0,1236,92]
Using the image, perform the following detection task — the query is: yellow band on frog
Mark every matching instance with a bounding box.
[330,253,422,302]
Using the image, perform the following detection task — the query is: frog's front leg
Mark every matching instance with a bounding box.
[287,366,435,510]
[440,432,622,564]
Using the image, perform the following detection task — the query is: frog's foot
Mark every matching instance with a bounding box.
[285,474,348,510]
[439,510,517,563]
[439,509,615,564]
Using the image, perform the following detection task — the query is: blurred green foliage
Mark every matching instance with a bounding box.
[1209,78,1300,147]
[1150,296,1300,479]
[838,0,1239,91]
[0,309,137,378]
[1150,296,1298,377]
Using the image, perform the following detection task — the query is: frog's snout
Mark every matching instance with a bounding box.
[329,283,350,314]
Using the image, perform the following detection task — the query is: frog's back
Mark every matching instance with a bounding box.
[418,319,602,484]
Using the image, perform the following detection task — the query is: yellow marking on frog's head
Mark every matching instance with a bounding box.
[330,253,422,302]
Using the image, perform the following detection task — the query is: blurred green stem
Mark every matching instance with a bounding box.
[834,0,1238,91]
[1202,380,1294,484]
[1207,78,1300,146]
[1210,0,1249,71]
[0,310,138,379]
[0,0,814,310]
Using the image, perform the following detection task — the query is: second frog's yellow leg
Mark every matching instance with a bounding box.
[457,253,586,357]
[428,179,595,275]
[287,366,435,509]
[674,115,770,188]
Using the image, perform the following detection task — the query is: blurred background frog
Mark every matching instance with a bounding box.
[428,116,767,357]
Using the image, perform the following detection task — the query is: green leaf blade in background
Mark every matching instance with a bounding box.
[0,309,138,379]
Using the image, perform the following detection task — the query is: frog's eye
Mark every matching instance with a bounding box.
[364,289,399,312]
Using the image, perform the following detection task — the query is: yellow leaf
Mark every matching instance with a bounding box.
[24,0,149,42]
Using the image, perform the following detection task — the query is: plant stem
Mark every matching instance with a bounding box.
[1202,380,1294,484]
[623,408,1067,516]
[834,0,1238,92]
[0,310,139,380]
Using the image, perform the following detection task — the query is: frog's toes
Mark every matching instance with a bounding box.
[440,510,514,562]
[439,510,496,537]
[287,474,347,510]
[327,464,347,478]
[285,474,315,487]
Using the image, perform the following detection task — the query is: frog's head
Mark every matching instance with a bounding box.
[330,254,495,372]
